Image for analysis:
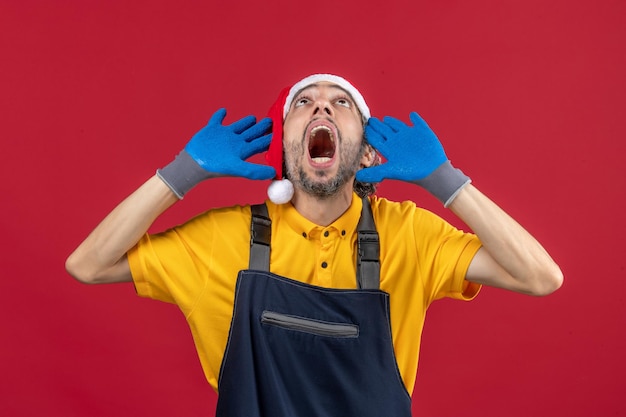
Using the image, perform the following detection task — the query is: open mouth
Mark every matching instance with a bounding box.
[308,125,336,164]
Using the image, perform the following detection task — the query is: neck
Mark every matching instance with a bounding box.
[290,186,354,226]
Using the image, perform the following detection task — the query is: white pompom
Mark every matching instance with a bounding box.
[267,179,294,204]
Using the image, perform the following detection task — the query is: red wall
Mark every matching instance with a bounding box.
[2,1,624,415]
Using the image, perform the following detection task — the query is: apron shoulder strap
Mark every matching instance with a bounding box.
[356,198,380,290]
[248,199,380,289]
[249,203,271,271]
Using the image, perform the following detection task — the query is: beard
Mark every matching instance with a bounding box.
[284,130,366,199]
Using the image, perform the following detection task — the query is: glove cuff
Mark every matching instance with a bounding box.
[156,150,212,199]
[415,160,471,207]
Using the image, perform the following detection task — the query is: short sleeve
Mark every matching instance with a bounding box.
[413,208,482,303]
[127,205,251,313]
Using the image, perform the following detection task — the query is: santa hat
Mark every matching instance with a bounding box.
[266,74,371,204]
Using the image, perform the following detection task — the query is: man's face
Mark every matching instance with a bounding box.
[282,82,367,198]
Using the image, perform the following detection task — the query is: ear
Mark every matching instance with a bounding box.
[360,144,377,168]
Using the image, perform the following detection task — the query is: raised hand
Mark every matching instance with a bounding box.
[357,112,470,206]
[157,108,276,198]
[185,108,275,180]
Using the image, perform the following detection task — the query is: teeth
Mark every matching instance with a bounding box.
[311,125,334,141]
[312,157,331,163]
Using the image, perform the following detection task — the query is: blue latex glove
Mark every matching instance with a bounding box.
[157,108,275,198]
[357,112,447,183]
[185,108,275,179]
[357,112,470,206]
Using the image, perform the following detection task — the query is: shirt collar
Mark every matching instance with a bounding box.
[268,193,364,239]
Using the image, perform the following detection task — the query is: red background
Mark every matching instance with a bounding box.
[1,0,624,415]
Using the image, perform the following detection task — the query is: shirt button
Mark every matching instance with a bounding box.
[321,262,328,268]
[302,232,307,238]
[324,231,329,237]
[341,230,346,236]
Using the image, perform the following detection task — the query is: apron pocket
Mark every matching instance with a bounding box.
[261,310,359,338]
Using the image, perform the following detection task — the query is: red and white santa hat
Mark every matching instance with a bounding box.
[266,74,371,204]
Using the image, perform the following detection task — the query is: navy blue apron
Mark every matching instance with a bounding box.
[215,200,412,417]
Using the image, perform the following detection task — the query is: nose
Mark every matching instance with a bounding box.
[312,98,333,117]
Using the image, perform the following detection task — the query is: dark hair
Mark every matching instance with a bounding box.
[353,141,381,198]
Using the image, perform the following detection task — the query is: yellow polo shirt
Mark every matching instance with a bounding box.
[128,194,482,394]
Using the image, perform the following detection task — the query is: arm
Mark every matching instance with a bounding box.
[449,184,562,296]
[66,109,274,284]
[357,112,562,296]
[65,176,178,284]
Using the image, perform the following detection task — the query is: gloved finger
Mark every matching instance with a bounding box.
[364,125,390,154]
[207,108,228,126]
[409,112,432,131]
[366,117,394,139]
[382,116,408,132]
[241,117,273,142]
[228,115,257,134]
[240,133,272,159]
[355,165,387,183]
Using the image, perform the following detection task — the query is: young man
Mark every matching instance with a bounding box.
[66,74,562,416]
